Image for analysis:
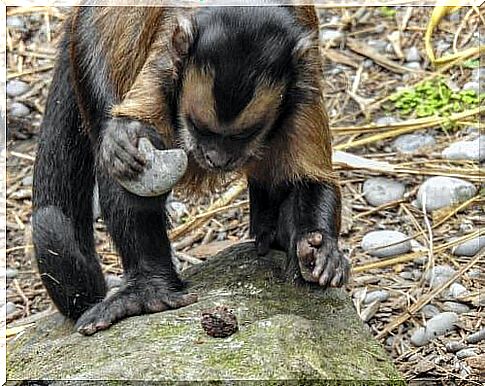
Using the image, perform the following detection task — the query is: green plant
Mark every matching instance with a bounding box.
[389,77,483,118]
[379,6,397,18]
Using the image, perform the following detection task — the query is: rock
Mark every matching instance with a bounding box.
[425,265,457,289]
[6,267,19,279]
[6,80,30,97]
[319,29,343,43]
[360,301,380,323]
[6,302,17,316]
[364,290,390,304]
[466,328,485,344]
[361,230,411,258]
[462,81,479,95]
[442,302,470,314]
[405,46,421,62]
[416,177,477,212]
[456,348,478,360]
[410,312,458,347]
[367,39,387,53]
[445,341,466,353]
[448,283,469,299]
[442,137,484,162]
[421,304,441,319]
[363,178,405,207]
[7,243,402,381]
[392,133,435,154]
[451,236,485,257]
[468,269,481,279]
[9,102,30,117]
[117,138,188,197]
[404,62,421,71]
[375,116,399,126]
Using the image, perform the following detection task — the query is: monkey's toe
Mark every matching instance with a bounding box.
[255,230,275,256]
[75,284,198,336]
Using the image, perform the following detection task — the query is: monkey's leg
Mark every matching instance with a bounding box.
[248,179,289,256]
[277,181,350,287]
[32,37,106,320]
[75,121,196,335]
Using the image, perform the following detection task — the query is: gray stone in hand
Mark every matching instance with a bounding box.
[117,138,188,197]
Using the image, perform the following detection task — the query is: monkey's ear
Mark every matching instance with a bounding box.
[172,16,196,58]
[292,32,317,61]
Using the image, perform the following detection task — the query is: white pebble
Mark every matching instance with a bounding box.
[448,283,469,299]
[445,341,466,353]
[452,236,485,257]
[442,137,485,162]
[405,46,421,62]
[6,267,19,279]
[360,300,380,322]
[364,290,390,304]
[456,348,478,360]
[375,116,399,126]
[442,302,470,314]
[410,312,458,346]
[6,302,17,316]
[462,81,480,95]
[6,80,30,97]
[393,133,436,154]
[404,61,421,71]
[425,265,457,288]
[361,230,411,257]
[421,304,440,318]
[416,177,477,212]
[466,328,485,344]
[9,102,30,117]
[320,29,343,42]
[362,177,405,207]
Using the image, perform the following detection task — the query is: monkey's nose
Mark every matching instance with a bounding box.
[205,151,231,169]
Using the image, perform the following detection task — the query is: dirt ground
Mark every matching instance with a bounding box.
[5,5,484,384]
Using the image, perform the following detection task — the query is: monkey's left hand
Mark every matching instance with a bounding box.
[296,231,350,287]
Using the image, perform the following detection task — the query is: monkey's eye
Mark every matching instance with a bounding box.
[188,118,213,138]
[230,126,261,141]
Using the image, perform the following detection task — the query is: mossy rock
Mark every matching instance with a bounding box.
[7,242,403,384]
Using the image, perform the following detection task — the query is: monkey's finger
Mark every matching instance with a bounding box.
[111,156,141,180]
[112,135,147,166]
[112,143,146,171]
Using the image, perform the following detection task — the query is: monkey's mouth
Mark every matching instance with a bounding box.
[192,151,246,173]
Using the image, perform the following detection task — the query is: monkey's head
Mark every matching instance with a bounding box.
[174,7,312,172]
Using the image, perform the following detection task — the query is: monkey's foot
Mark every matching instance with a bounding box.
[99,119,148,180]
[296,231,350,288]
[255,229,276,256]
[75,280,198,336]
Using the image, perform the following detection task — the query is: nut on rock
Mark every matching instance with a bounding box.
[117,138,188,197]
[201,306,238,338]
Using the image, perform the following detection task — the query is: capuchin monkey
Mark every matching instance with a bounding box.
[32,3,350,335]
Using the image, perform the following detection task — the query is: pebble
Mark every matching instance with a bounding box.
[392,133,436,154]
[361,230,411,258]
[363,59,374,69]
[452,236,485,257]
[448,283,469,299]
[405,46,421,62]
[466,328,485,344]
[445,341,466,353]
[364,290,390,304]
[425,265,457,288]
[410,312,458,346]
[467,269,481,279]
[404,62,421,71]
[9,102,30,117]
[462,81,480,95]
[362,177,405,207]
[6,302,17,316]
[442,137,484,162]
[367,39,388,53]
[6,80,30,97]
[21,175,33,187]
[421,304,441,319]
[117,138,188,197]
[167,200,187,223]
[416,177,477,212]
[399,271,413,280]
[6,267,19,279]
[319,29,344,43]
[6,16,25,29]
[105,274,123,290]
[456,348,478,360]
[375,116,399,126]
[442,302,470,314]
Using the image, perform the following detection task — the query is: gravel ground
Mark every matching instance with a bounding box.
[4,5,484,384]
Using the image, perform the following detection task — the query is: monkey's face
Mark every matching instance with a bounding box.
[178,67,284,172]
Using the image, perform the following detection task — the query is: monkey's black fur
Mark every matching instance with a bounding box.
[32,6,349,335]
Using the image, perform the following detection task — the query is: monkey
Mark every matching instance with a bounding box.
[31,2,350,336]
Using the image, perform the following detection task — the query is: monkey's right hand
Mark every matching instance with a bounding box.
[98,119,148,180]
